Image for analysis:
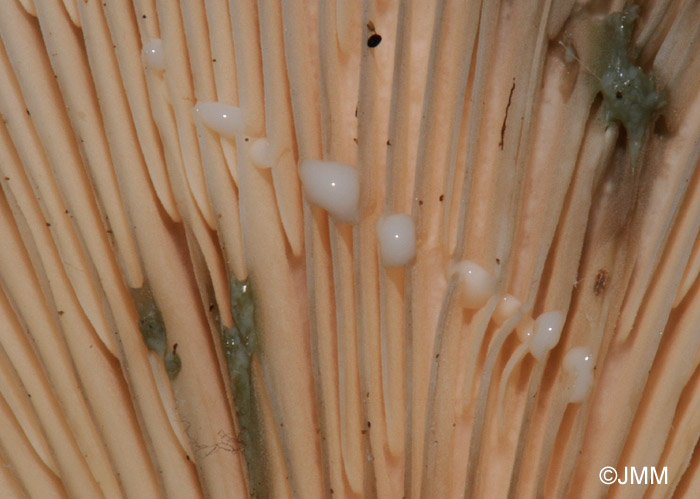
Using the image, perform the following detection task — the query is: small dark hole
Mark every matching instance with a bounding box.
[367,34,382,48]
[616,90,623,99]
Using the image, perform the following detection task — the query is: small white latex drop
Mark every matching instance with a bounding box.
[195,102,244,139]
[299,160,359,223]
[516,316,534,343]
[377,214,415,267]
[563,347,594,403]
[143,39,165,71]
[492,294,522,325]
[529,311,564,360]
[249,138,274,169]
[451,261,496,309]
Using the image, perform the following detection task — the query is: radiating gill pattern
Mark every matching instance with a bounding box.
[0,1,699,499]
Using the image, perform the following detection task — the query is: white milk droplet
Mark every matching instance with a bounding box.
[143,39,165,71]
[195,102,244,139]
[377,214,415,267]
[299,160,359,223]
[516,316,534,343]
[529,310,564,360]
[493,294,522,325]
[249,138,274,168]
[451,261,496,309]
[563,347,594,403]
[562,43,577,64]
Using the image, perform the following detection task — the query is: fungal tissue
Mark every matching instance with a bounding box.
[130,283,181,379]
[299,159,360,223]
[451,260,496,310]
[563,347,595,403]
[377,214,416,267]
[195,101,244,139]
[142,38,165,71]
[592,5,666,158]
[221,275,265,494]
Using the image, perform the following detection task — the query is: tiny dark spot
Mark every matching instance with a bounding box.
[106,229,113,234]
[435,353,439,359]
[418,200,424,206]
[142,14,147,19]
[280,422,284,427]
[244,137,249,142]
[27,394,31,398]
[46,222,51,227]
[366,392,369,398]
[439,194,444,202]
[330,488,334,494]
[353,137,358,144]
[593,269,608,296]
[367,34,382,48]
[361,429,367,434]
[367,21,376,32]
[209,303,215,311]
[354,106,358,118]
[26,108,30,116]
[212,58,217,62]
[58,310,64,315]
[65,209,69,214]
[172,343,178,353]
[186,455,190,461]
[386,139,391,146]
[367,421,371,428]
[452,423,456,427]
[616,90,623,99]
[654,115,670,138]
[4,177,9,181]
[496,258,501,264]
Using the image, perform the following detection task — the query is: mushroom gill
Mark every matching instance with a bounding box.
[0,0,699,498]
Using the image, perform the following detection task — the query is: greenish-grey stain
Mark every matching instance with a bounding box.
[164,348,182,380]
[592,5,666,158]
[222,275,267,498]
[130,283,181,380]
